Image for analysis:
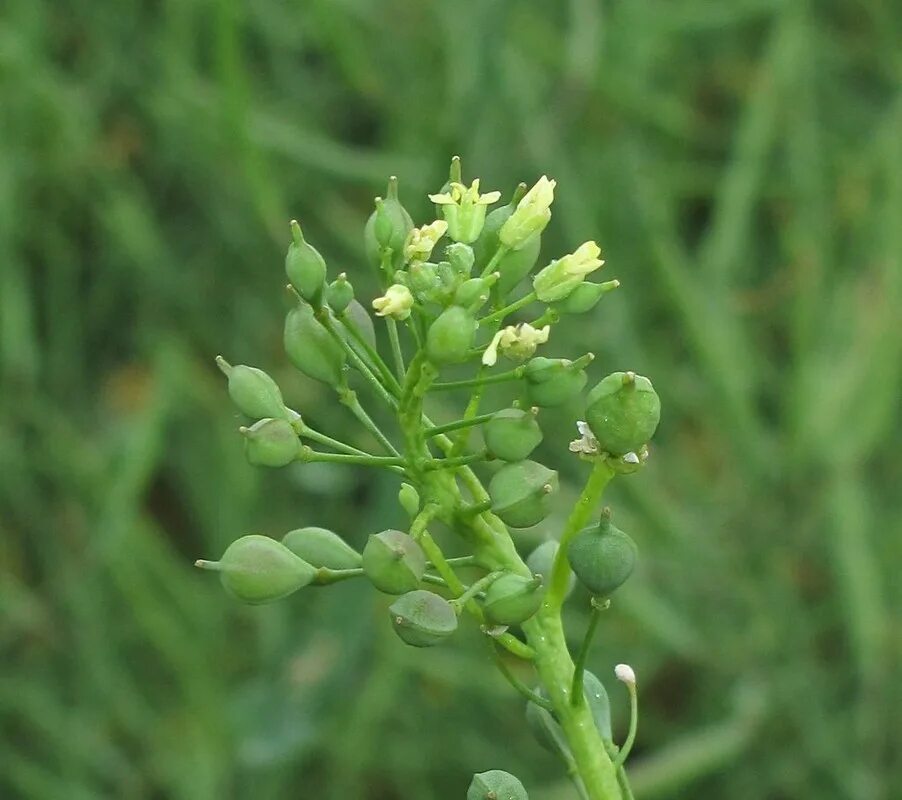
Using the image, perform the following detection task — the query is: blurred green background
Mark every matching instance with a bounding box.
[2,0,900,798]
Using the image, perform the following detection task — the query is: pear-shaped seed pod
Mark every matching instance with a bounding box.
[524,357,587,407]
[281,527,361,570]
[197,534,316,605]
[482,573,544,626]
[216,358,287,420]
[584,371,660,455]
[553,280,617,315]
[567,512,638,597]
[326,275,354,314]
[489,461,558,529]
[285,221,327,304]
[467,770,529,800]
[364,178,414,272]
[525,541,575,598]
[389,590,458,647]
[362,530,427,594]
[426,306,477,364]
[484,408,542,462]
[241,419,301,467]
[284,303,346,387]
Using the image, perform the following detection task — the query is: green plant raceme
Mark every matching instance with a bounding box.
[197,158,662,799]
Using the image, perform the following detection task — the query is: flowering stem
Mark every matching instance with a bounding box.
[479,291,537,326]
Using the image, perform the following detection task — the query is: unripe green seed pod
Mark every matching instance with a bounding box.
[389,590,458,647]
[484,407,542,462]
[196,534,316,605]
[489,460,558,528]
[286,221,327,305]
[362,529,427,594]
[216,357,287,420]
[426,306,477,364]
[582,670,613,741]
[482,572,544,625]
[446,242,475,278]
[364,178,414,273]
[553,279,619,315]
[338,298,377,351]
[467,770,529,800]
[524,357,588,407]
[585,371,661,455]
[281,527,361,570]
[454,277,492,310]
[408,261,443,303]
[326,274,354,314]
[284,303,346,386]
[398,483,420,518]
[526,698,570,759]
[240,419,301,467]
[567,511,638,597]
[526,540,575,598]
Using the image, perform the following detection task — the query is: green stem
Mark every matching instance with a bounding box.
[614,683,638,768]
[430,367,524,392]
[339,387,400,457]
[386,318,406,382]
[451,571,501,610]
[338,310,402,396]
[571,599,607,705]
[422,451,488,471]
[298,447,406,469]
[491,645,553,710]
[479,291,537,326]
[424,412,495,438]
[480,243,510,278]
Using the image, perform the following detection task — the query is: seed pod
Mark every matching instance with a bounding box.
[482,573,544,625]
[389,590,458,647]
[447,242,476,278]
[454,277,492,310]
[362,529,427,594]
[567,511,638,597]
[489,460,558,529]
[526,697,570,760]
[585,371,661,455]
[582,670,613,741]
[408,261,443,303]
[525,541,575,598]
[284,303,346,387]
[364,178,414,272]
[338,298,377,352]
[286,221,327,305]
[216,357,287,420]
[398,483,420,518]
[196,534,316,605]
[326,274,354,314]
[467,770,529,800]
[240,418,301,467]
[524,357,587,407]
[426,306,477,364]
[484,407,542,462]
[553,279,619,315]
[281,527,361,570]
[474,189,542,297]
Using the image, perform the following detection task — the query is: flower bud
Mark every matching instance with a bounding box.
[426,306,477,364]
[364,178,414,272]
[398,483,420,518]
[284,303,347,387]
[526,540,575,598]
[467,770,529,800]
[484,407,543,462]
[554,279,619,315]
[326,274,354,314]
[482,572,544,625]
[532,241,605,303]
[407,261,443,303]
[499,175,556,251]
[240,418,301,467]
[362,529,427,594]
[216,357,287,420]
[372,284,414,321]
[196,534,316,605]
[281,526,362,571]
[567,510,638,597]
[585,371,661,455]
[389,589,458,647]
[285,221,327,305]
[446,242,475,278]
[428,179,501,244]
[524,357,588,407]
[489,460,558,529]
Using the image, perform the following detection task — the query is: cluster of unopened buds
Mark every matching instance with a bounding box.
[198,158,661,800]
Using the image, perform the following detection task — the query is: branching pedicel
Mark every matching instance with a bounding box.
[197,158,661,800]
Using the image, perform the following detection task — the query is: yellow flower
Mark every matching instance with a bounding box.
[372,284,414,320]
[404,220,448,263]
[499,175,556,250]
[427,179,501,243]
[533,241,605,302]
[482,322,550,366]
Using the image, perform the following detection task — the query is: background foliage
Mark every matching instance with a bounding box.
[1,0,900,798]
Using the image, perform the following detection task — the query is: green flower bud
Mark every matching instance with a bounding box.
[454,277,493,310]
[426,306,477,364]
[489,460,558,528]
[429,180,501,244]
[567,510,638,597]
[362,529,427,594]
[446,242,475,278]
[499,175,556,251]
[326,273,354,314]
[482,572,544,625]
[398,483,421,518]
[484,407,542,462]
[284,302,347,386]
[240,418,301,467]
[281,526,361,570]
[215,357,287,420]
[524,357,588,407]
[364,178,414,272]
[408,261,443,303]
[553,279,619,315]
[585,371,661,455]
[389,589,458,647]
[286,221,327,305]
[196,534,316,605]
[526,540,575,598]
[532,242,604,303]
[467,771,529,800]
